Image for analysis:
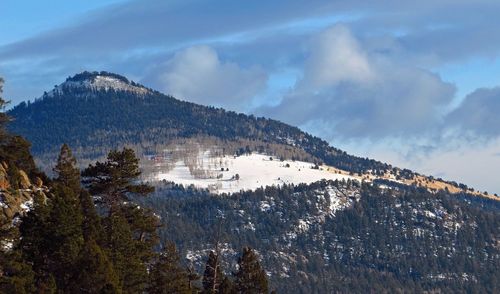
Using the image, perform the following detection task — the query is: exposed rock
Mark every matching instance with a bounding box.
[34,177,43,188]
[18,170,31,189]
[0,162,9,190]
[2,206,15,219]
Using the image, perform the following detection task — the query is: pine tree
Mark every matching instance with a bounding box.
[20,184,85,291]
[148,242,191,294]
[187,264,201,292]
[79,189,104,243]
[104,211,149,293]
[82,148,157,293]
[234,247,268,294]
[203,251,224,294]
[45,184,84,290]
[82,148,154,214]
[119,205,160,263]
[0,77,10,137]
[219,276,235,294]
[53,143,81,193]
[71,238,121,293]
[0,218,35,294]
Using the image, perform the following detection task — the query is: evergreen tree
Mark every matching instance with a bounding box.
[19,193,57,292]
[234,247,268,294]
[71,238,121,293]
[45,184,84,290]
[119,205,160,263]
[187,264,201,292]
[219,276,235,294]
[79,189,104,243]
[104,211,149,293]
[203,251,224,294]
[53,143,81,193]
[82,148,154,214]
[0,219,35,294]
[21,184,84,291]
[0,77,10,136]
[148,242,190,294]
[83,148,156,293]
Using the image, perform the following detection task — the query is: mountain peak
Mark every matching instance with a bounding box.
[47,71,149,96]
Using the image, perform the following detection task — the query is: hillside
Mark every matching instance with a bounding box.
[8,71,498,199]
[1,72,499,292]
[8,71,390,174]
[137,180,500,293]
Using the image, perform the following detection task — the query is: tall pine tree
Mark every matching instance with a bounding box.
[0,77,10,138]
[148,242,191,294]
[234,247,268,294]
[82,148,154,214]
[82,148,156,293]
[53,143,81,193]
[203,251,224,294]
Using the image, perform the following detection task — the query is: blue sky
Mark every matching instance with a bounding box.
[1,0,500,193]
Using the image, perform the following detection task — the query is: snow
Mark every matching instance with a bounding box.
[20,199,33,212]
[1,239,13,251]
[259,201,271,212]
[48,74,149,97]
[155,153,355,194]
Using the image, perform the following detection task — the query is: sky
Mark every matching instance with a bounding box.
[1,0,500,193]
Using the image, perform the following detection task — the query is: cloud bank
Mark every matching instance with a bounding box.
[146,46,267,110]
[261,25,456,140]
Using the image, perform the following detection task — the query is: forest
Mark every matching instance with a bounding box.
[1,76,499,293]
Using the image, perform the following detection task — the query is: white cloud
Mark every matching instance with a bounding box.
[261,24,456,140]
[445,86,500,137]
[150,45,267,110]
[299,25,374,89]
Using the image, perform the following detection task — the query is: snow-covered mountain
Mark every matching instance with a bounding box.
[46,71,149,97]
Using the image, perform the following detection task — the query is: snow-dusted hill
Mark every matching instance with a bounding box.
[46,71,149,97]
[152,153,356,194]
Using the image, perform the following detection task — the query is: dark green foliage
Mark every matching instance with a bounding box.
[82,148,154,211]
[219,276,235,294]
[148,242,191,294]
[0,236,35,293]
[0,135,44,182]
[82,147,158,292]
[118,205,160,263]
[234,247,268,294]
[72,238,121,293]
[103,211,149,293]
[79,189,105,242]
[135,180,500,293]
[53,143,81,193]
[20,185,84,291]
[203,251,224,293]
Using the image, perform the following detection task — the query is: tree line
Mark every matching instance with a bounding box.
[0,77,271,293]
[1,144,271,293]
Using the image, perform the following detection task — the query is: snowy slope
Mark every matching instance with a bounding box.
[153,153,356,194]
[48,74,149,97]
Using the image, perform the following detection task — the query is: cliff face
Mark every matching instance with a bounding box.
[0,161,48,238]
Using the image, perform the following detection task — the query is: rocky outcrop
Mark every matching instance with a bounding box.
[0,161,49,231]
[0,162,9,190]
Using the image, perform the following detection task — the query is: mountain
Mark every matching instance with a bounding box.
[8,72,391,171]
[8,71,496,198]
[6,71,500,292]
